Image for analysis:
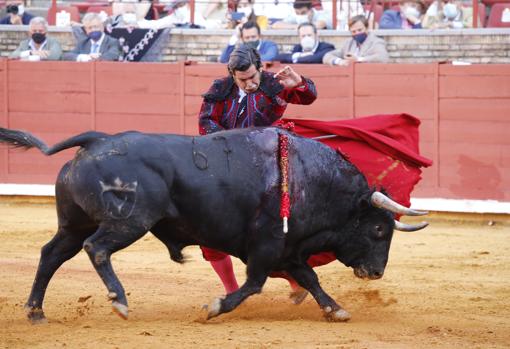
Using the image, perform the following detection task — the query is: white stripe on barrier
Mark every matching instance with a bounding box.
[411,198,510,214]
[0,184,55,196]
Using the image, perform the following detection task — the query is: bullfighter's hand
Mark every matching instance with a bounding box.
[274,65,303,89]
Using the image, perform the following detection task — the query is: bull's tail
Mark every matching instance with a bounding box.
[0,127,107,156]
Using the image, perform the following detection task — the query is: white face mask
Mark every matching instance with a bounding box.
[122,12,137,24]
[443,3,459,19]
[174,6,190,21]
[404,6,420,18]
[17,4,24,15]
[301,36,315,52]
[295,14,309,25]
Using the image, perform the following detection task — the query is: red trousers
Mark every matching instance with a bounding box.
[201,246,336,269]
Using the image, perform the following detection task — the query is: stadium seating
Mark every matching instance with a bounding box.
[47,6,81,26]
[486,2,510,27]
[365,3,385,23]
[86,5,112,16]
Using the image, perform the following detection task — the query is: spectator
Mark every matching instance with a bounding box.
[110,2,140,29]
[138,0,217,29]
[379,0,426,29]
[219,21,278,63]
[225,0,257,29]
[9,17,62,61]
[253,0,294,26]
[0,0,34,25]
[63,13,121,62]
[323,15,389,66]
[336,0,370,30]
[272,0,330,29]
[275,22,334,64]
[423,0,478,29]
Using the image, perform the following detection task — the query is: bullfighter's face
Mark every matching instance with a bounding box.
[232,64,261,94]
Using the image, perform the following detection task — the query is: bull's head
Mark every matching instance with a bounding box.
[335,191,428,280]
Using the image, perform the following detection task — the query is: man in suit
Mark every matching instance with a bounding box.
[219,21,278,63]
[275,22,335,64]
[9,17,62,61]
[323,15,389,66]
[63,13,121,62]
[272,0,330,29]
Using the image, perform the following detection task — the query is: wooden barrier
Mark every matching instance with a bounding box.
[0,60,509,202]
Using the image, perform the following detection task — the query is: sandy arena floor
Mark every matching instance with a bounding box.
[0,198,509,349]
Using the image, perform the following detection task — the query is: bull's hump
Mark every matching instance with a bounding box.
[248,128,279,154]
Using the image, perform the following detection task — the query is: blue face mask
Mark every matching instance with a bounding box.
[353,32,367,45]
[88,30,102,41]
[244,40,260,49]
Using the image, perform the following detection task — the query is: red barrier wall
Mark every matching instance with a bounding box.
[0,60,509,201]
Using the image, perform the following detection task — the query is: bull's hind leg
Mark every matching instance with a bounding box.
[287,264,351,322]
[83,223,148,319]
[26,227,93,324]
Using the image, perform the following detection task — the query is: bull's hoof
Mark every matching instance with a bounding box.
[112,301,129,320]
[25,306,47,325]
[323,306,351,322]
[206,297,223,320]
[289,287,309,305]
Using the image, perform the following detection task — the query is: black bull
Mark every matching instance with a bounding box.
[0,126,428,323]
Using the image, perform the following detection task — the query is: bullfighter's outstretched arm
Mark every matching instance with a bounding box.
[274,66,317,106]
[279,76,317,105]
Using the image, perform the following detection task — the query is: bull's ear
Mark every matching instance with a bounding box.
[357,192,372,211]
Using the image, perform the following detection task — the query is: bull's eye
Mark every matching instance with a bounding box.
[375,224,384,237]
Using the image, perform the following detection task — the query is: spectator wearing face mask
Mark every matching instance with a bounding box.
[219,21,278,63]
[0,1,34,25]
[227,0,257,29]
[323,15,388,66]
[379,0,426,29]
[423,0,478,29]
[9,17,62,61]
[275,22,334,64]
[272,0,330,29]
[109,2,144,29]
[63,13,121,62]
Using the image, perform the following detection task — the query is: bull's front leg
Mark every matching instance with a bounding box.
[205,236,285,320]
[287,264,351,322]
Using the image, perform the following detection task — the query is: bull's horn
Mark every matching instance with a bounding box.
[371,191,428,216]
[394,220,429,232]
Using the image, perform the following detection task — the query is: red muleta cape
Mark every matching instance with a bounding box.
[275,113,433,268]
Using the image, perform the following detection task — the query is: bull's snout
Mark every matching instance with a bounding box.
[370,270,384,280]
[353,267,384,280]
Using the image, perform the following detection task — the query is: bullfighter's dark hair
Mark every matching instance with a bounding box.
[293,0,312,10]
[227,46,262,75]
[241,21,261,36]
[348,15,369,29]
